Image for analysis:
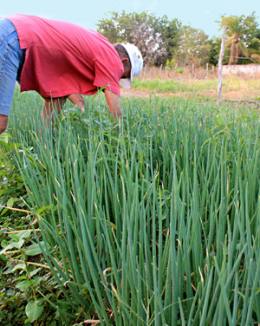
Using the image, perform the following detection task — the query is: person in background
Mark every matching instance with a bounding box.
[0,14,143,134]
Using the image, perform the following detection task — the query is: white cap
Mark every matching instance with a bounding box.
[119,43,143,89]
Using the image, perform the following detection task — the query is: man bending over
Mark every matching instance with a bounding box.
[0,15,143,134]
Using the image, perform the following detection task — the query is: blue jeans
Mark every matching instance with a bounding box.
[0,19,25,116]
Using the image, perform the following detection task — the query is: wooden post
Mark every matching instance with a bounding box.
[206,63,209,79]
[192,63,195,77]
[217,34,225,103]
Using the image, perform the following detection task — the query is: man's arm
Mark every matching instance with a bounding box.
[104,89,122,118]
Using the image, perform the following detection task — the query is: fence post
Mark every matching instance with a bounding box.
[217,34,225,103]
[206,63,209,79]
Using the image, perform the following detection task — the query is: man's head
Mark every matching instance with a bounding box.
[115,43,143,88]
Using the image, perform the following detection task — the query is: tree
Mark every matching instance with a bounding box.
[174,26,211,66]
[220,13,260,64]
[154,16,181,64]
[247,27,260,63]
[97,11,181,66]
[208,38,223,66]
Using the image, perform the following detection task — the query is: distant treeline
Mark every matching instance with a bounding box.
[97,12,260,67]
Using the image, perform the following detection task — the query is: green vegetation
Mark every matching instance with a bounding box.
[132,79,217,93]
[0,132,77,325]
[221,13,260,64]
[1,93,260,324]
[97,11,180,66]
[97,11,260,67]
[132,77,260,99]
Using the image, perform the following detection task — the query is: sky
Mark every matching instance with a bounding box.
[1,0,259,37]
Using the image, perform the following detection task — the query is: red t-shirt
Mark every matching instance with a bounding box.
[9,15,123,98]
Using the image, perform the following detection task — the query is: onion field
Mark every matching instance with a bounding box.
[1,92,260,325]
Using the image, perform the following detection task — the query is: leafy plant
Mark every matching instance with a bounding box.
[0,142,80,325]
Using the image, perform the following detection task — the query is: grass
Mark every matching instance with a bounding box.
[132,76,260,101]
[1,91,260,325]
[132,79,217,93]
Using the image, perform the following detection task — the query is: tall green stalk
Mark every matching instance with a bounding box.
[11,97,260,325]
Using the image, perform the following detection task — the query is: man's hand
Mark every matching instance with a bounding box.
[68,94,85,112]
[104,89,122,118]
[0,115,8,134]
